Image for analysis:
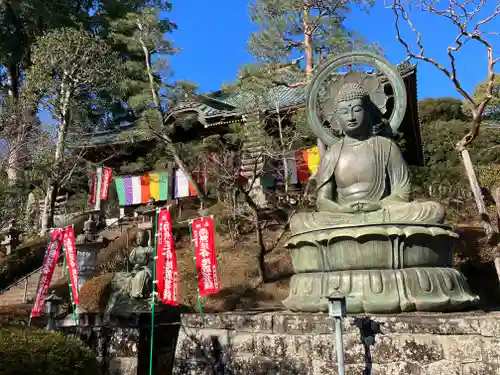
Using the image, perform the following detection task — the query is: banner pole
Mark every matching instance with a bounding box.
[149,208,160,375]
[62,227,78,326]
[28,227,54,328]
[188,220,203,314]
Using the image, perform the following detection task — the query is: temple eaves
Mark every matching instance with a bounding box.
[67,61,423,166]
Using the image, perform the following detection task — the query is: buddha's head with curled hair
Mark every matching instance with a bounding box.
[333,82,373,139]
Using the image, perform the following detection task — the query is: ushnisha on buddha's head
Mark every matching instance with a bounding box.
[334,82,373,139]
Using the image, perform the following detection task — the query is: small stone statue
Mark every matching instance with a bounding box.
[290,82,444,232]
[128,230,154,299]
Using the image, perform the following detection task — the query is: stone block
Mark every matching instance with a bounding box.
[480,313,500,337]
[423,360,462,375]
[343,333,365,364]
[108,357,138,375]
[442,335,482,363]
[183,313,274,333]
[369,334,443,364]
[229,354,307,375]
[173,311,500,375]
[108,328,140,357]
[272,313,332,334]
[463,363,500,375]
[252,334,287,358]
[483,338,500,364]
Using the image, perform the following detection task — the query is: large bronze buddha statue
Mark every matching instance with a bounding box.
[291,82,444,233]
[283,52,477,313]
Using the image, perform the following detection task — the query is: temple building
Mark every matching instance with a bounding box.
[69,60,424,214]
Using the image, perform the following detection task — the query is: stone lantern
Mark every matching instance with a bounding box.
[75,214,106,313]
[43,290,63,332]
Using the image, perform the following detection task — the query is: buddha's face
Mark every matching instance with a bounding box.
[335,98,370,138]
[136,231,147,246]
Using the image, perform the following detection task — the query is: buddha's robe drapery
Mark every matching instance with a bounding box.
[290,136,444,233]
[128,247,153,299]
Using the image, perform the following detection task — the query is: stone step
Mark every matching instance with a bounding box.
[0,263,66,306]
[0,224,131,307]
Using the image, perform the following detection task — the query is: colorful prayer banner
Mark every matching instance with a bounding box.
[31,228,64,318]
[174,170,205,198]
[155,208,178,305]
[174,170,189,198]
[62,226,79,305]
[306,146,320,174]
[295,150,309,184]
[89,167,104,210]
[114,171,169,206]
[100,167,113,200]
[191,217,220,297]
[264,146,321,187]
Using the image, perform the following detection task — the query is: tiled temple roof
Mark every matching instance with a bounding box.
[69,61,419,155]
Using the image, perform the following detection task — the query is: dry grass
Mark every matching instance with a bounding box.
[76,226,293,313]
[0,304,34,326]
[79,274,114,312]
[175,229,292,312]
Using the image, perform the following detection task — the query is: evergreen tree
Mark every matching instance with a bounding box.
[0,0,91,183]
[96,1,177,132]
[248,0,376,81]
[25,27,120,234]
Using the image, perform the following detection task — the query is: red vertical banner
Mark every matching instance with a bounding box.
[156,208,179,305]
[30,228,65,318]
[63,226,79,305]
[100,167,113,200]
[191,217,220,296]
[89,172,97,205]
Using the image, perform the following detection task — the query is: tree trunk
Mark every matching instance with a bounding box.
[5,64,27,185]
[253,212,267,284]
[303,5,314,78]
[492,185,500,233]
[275,99,288,193]
[6,136,25,184]
[137,31,208,203]
[238,185,267,283]
[461,149,494,241]
[40,79,72,235]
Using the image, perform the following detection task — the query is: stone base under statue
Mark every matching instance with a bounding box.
[283,267,476,313]
[284,223,478,313]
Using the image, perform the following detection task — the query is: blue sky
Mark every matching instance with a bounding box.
[38,1,500,126]
[169,0,500,100]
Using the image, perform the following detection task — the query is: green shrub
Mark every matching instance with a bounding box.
[0,327,100,375]
[419,97,467,124]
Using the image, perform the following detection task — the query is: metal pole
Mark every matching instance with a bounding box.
[334,317,345,375]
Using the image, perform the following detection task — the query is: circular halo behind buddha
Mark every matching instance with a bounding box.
[283,52,478,314]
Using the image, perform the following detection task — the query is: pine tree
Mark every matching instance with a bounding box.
[100,2,177,132]
[248,0,376,81]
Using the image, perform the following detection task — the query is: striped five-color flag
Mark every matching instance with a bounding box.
[114,171,169,206]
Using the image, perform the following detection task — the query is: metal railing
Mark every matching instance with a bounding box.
[0,216,133,301]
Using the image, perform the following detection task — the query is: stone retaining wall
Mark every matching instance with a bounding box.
[174,311,500,375]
